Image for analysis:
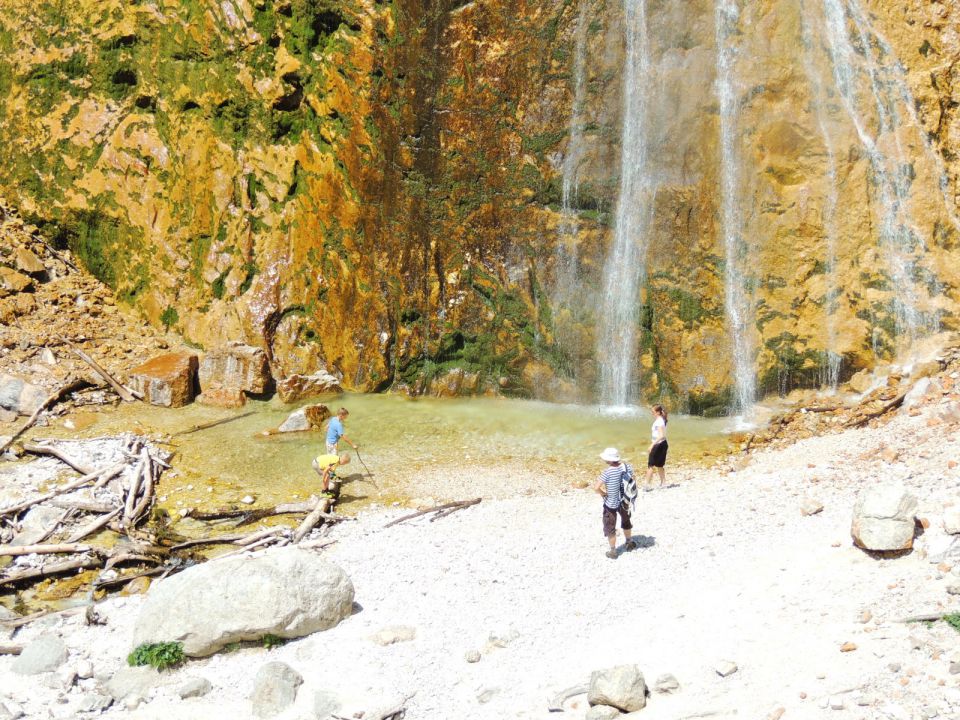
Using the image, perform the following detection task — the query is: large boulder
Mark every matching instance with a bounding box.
[588,664,647,712]
[199,342,271,396]
[12,635,68,675]
[250,662,303,718]
[0,373,46,415]
[276,372,341,403]
[277,404,330,433]
[132,546,354,656]
[127,353,198,408]
[851,483,918,551]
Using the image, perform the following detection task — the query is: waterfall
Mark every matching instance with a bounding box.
[596,0,654,407]
[714,0,756,415]
[820,0,938,344]
[552,1,590,341]
[799,1,842,390]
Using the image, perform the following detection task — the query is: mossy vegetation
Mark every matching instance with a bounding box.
[127,642,185,671]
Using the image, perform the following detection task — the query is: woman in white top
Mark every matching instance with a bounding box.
[645,404,668,489]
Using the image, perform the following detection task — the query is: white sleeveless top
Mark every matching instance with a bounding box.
[651,417,666,442]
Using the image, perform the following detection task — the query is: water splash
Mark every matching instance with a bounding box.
[714,0,756,415]
[552,1,591,322]
[596,0,655,407]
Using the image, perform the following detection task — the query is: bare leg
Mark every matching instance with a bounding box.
[645,466,654,489]
[657,467,665,487]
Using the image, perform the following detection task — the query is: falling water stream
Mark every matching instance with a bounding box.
[596,0,654,408]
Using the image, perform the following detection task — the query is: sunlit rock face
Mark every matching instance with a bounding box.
[0,0,957,411]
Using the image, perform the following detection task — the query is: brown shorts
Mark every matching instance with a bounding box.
[602,504,632,537]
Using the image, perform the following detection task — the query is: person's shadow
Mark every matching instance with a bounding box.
[622,535,656,552]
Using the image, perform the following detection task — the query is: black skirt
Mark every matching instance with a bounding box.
[648,440,668,468]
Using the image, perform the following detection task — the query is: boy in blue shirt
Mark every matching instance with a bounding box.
[326,407,357,454]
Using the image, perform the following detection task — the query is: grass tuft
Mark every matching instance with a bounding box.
[127,641,185,671]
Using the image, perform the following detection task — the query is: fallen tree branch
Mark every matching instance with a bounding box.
[293,496,333,543]
[0,606,85,628]
[384,498,482,528]
[174,411,256,436]
[22,443,93,475]
[63,341,139,402]
[50,499,115,514]
[187,500,315,525]
[0,463,123,517]
[93,566,166,590]
[0,543,93,557]
[0,377,90,454]
[0,556,103,587]
[67,508,122,543]
[0,643,23,656]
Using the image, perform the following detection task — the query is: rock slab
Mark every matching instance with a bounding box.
[133,546,354,656]
[12,635,68,675]
[277,404,330,433]
[277,372,341,403]
[851,483,918,551]
[250,662,302,718]
[0,373,46,415]
[127,353,198,408]
[588,664,646,712]
[199,342,271,395]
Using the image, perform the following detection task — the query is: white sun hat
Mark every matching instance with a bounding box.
[599,447,621,463]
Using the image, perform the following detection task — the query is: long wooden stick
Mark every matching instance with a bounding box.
[0,557,103,587]
[67,508,122,543]
[64,342,138,402]
[174,411,256,436]
[0,643,23,655]
[383,498,482,529]
[0,543,93,557]
[129,449,156,524]
[0,378,89,454]
[293,496,333,543]
[50,499,114,513]
[0,463,122,517]
[23,443,93,475]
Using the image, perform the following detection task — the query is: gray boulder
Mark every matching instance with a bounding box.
[133,546,354,656]
[177,677,212,699]
[851,483,918,551]
[586,706,621,720]
[105,665,160,701]
[654,673,680,693]
[0,374,46,415]
[588,664,646,712]
[251,662,303,718]
[76,693,113,713]
[12,635,68,675]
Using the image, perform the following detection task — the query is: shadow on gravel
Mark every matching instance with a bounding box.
[622,535,656,551]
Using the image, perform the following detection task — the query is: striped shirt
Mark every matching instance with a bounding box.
[600,464,625,509]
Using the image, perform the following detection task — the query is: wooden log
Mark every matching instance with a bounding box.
[237,527,287,546]
[123,455,145,523]
[129,449,156,524]
[0,378,90,454]
[0,643,23,656]
[0,463,123,517]
[0,606,85,628]
[22,443,93,475]
[64,341,139,402]
[175,411,256,436]
[92,464,123,490]
[0,556,103,587]
[0,542,93,557]
[187,500,315,526]
[383,498,482,529]
[169,533,250,551]
[67,508,122,543]
[293,496,333,543]
[50,499,115,513]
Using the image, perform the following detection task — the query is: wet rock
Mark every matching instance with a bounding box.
[12,635,68,675]
[14,248,45,275]
[588,664,646,712]
[198,342,271,395]
[133,546,354,656]
[197,386,247,409]
[851,483,918,551]
[250,662,302,718]
[0,373,46,415]
[276,371,341,403]
[277,404,329,433]
[177,677,212,699]
[127,353,198,407]
[370,625,416,646]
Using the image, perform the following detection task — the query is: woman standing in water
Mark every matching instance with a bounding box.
[645,404,668,489]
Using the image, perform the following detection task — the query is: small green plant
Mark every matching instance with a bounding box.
[160,305,179,330]
[944,613,960,633]
[127,642,184,671]
[222,642,241,653]
[262,634,287,650]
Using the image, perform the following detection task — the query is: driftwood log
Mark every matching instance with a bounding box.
[174,411,256,436]
[0,377,90,454]
[63,341,139,402]
[23,443,93,475]
[383,498,482,529]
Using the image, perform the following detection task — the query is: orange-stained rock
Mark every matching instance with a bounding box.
[199,342,271,396]
[127,353,198,408]
[14,247,45,275]
[197,386,247,409]
[276,372,341,404]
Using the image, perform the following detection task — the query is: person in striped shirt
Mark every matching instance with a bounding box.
[594,447,635,559]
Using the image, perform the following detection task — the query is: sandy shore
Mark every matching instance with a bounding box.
[1,400,959,720]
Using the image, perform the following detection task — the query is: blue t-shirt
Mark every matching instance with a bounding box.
[326,417,344,445]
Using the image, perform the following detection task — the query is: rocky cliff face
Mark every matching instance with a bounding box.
[0,0,958,411]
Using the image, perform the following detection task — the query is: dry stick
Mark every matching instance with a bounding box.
[383,498,482,529]
[0,463,122,517]
[0,377,89,454]
[0,606,85,629]
[0,556,103,587]
[123,455,145,523]
[63,341,139,402]
[293,496,333,543]
[546,684,588,712]
[92,465,123,490]
[128,449,156,524]
[50,499,115,513]
[169,533,251,551]
[67,507,122,543]
[174,411,256,436]
[187,500,315,524]
[22,443,94,475]
[0,543,93,557]
[0,643,23,656]
[93,566,166,590]
[237,527,288,546]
